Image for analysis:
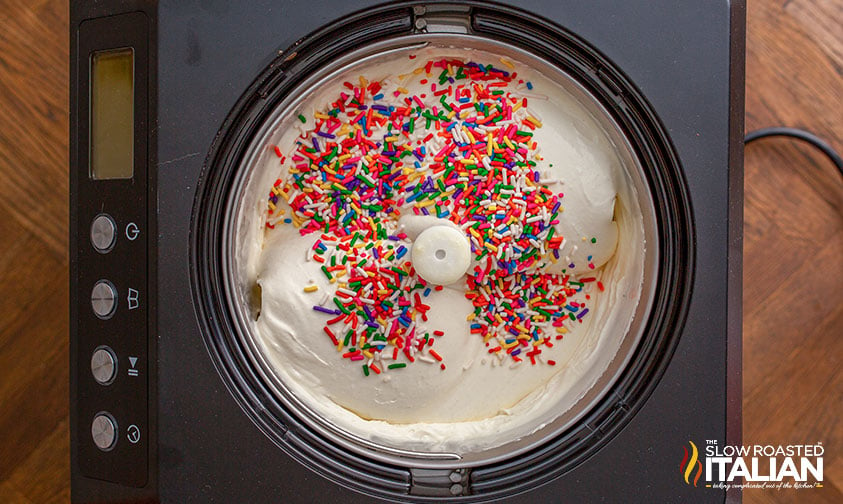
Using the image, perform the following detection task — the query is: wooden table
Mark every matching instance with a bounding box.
[0,1,840,502]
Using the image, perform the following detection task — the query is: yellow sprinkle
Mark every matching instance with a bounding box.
[396,87,409,94]
[329,277,336,284]
[303,285,318,293]
[447,110,457,120]
[466,313,476,321]
[268,201,276,211]
[526,116,543,128]
[503,136,516,150]
[314,112,330,120]
[413,67,424,75]
[512,102,523,113]
[499,57,515,70]
[556,326,568,334]
[335,270,347,278]
[485,243,499,253]
[486,134,493,156]
[463,126,476,144]
[358,75,368,87]
[501,340,519,349]
[363,350,373,359]
[416,199,437,208]
[337,342,344,352]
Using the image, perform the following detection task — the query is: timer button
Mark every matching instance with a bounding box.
[90,214,117,253]
[91,346,117,385]
[91,280,117,320]
[91,413,117,451]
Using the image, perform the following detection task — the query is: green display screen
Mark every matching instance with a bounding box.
[90,48,134,180]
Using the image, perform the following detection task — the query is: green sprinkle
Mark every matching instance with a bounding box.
[297,114,306,123]
[334,298,350,315]
[388,363,407,370]
[363,365,370,376]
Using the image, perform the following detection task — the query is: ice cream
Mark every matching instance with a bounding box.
[233,42,647,455]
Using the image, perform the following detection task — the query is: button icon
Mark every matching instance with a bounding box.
[127,288,139,310]
[125,222,140,241]
[127,424,141,444]
[128,356,139,377]
[91,280,117,320]
[90,214,116,253]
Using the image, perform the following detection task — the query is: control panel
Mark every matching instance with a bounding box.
[72,11,151,488]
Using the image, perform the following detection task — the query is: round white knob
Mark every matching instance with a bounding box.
[412,226,471,285]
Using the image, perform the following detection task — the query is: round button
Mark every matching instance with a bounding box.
[90,214,117,253]
[91,413,117,451]
[90,346,117,385]
[91,280,117,319]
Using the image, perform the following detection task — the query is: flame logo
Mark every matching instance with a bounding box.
[680,441,703,487]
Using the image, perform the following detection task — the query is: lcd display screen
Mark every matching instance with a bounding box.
[90,48,134,180]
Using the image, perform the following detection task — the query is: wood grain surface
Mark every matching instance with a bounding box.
[0,1,840,502]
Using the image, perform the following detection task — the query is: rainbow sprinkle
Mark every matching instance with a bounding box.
[266,56,598,374]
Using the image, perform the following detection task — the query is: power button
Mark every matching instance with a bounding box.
[90,214,117,253]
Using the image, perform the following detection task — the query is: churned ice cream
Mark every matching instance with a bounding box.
[235,43,646,454]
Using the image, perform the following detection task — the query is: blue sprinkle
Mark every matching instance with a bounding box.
[526,81,533,90]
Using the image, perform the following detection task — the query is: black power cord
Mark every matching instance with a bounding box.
[744,127,843,177]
